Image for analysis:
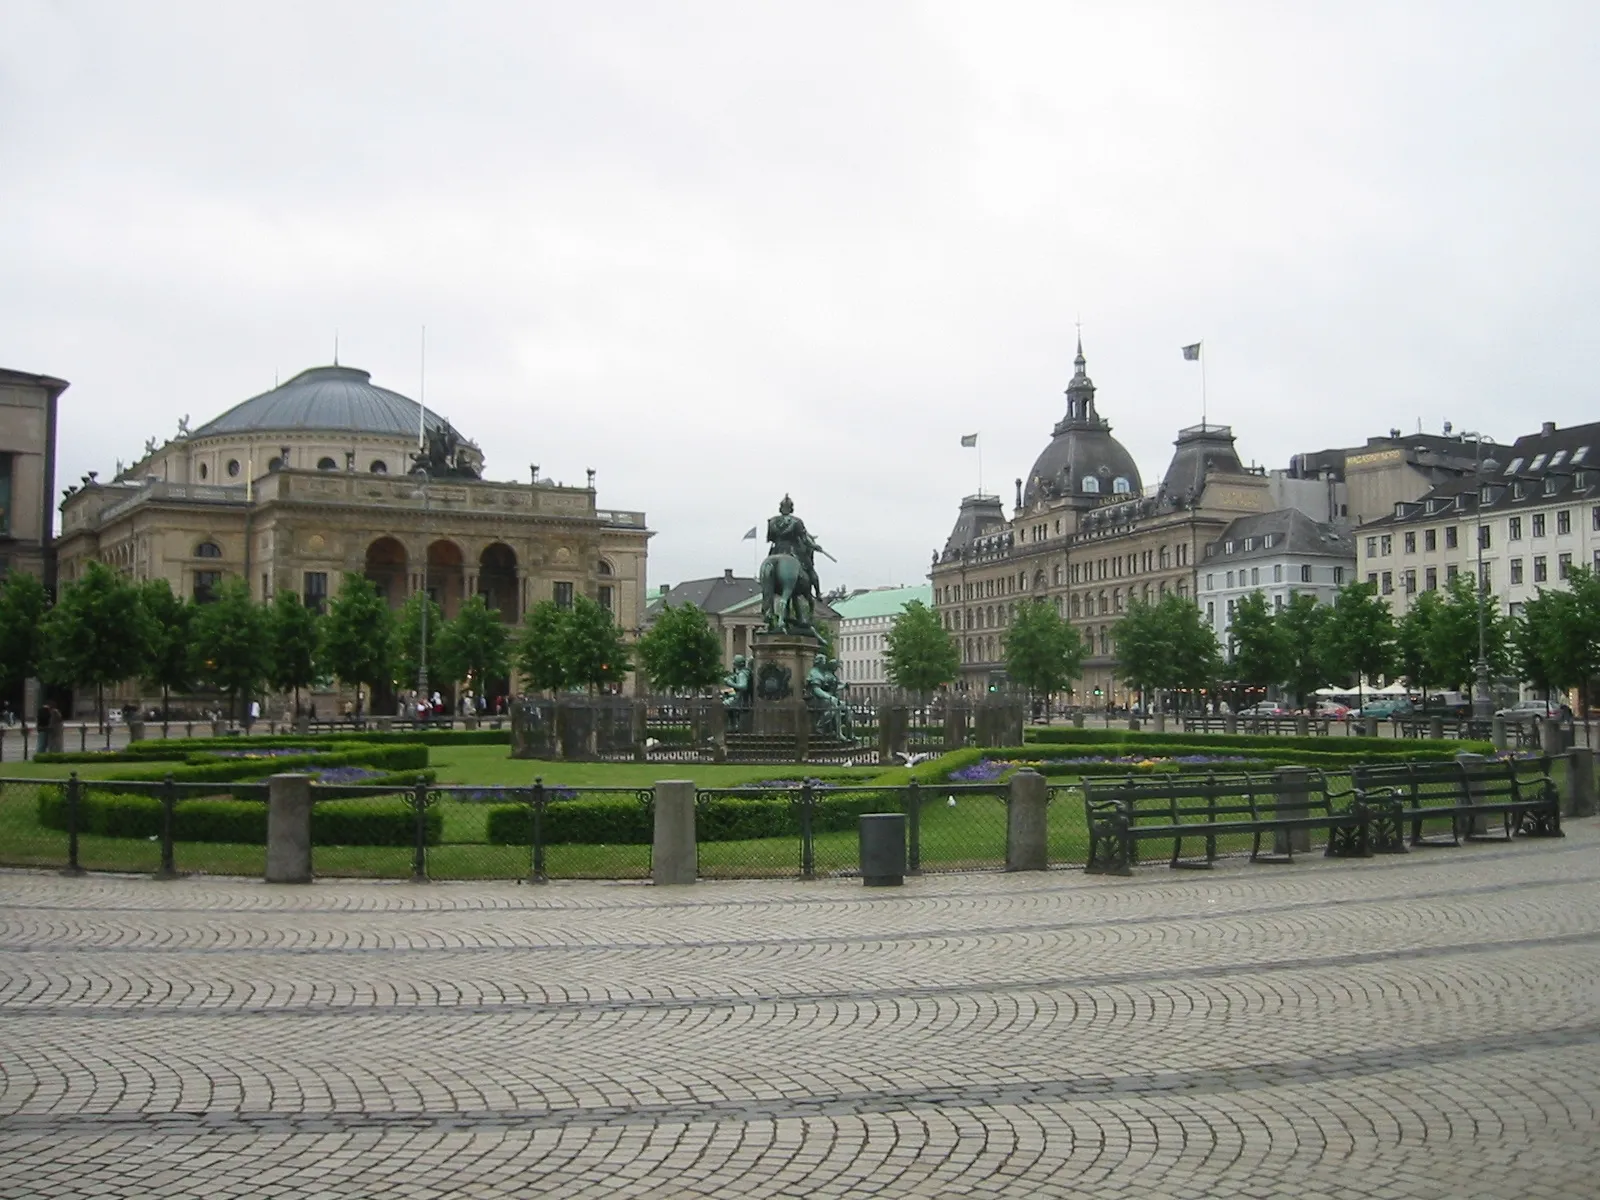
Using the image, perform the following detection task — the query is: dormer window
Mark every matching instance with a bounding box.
[1544,477,1559,496]
[1263,534,1274,548]
[1112,477,1131,494]
[1454,494,1467,510]
[1243,537,1255,551]
[1576,471,1589,489]
[1480,486,1492,503]
[1224,540,1235,553]
[1513,482,1525,499]
[1081,477,1099,494]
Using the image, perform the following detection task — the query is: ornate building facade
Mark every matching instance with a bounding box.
[929,341,1273,707]
[55,365,650,713]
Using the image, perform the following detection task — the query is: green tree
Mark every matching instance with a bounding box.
[393,590,443,696]
[883,600,960,700]
[635,602,725,693]
[267,588,321,715]
[39,560,150,722]
[320,573,396,718]
[560,595,633,691]
[435,594,512,699]
[1424,573,1510,692]
[1113,594,1221,713]
[1227,590,1289,695]
[1003,599,1083,711]
[1513,589,1560,698]
[1319,581,1396,700]
[138,578,193,724]
[1533,566,1600,716]
[189,577,271,723]
[515,600,571,693]
[1277,592,1333,709]
[0,570,51,709]
[1394,588,1443,702]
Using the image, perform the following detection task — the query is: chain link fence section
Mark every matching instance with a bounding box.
[0,776,71,870]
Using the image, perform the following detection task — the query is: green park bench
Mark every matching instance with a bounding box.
[1083,770,1368,876]
[1350,756,1563,852]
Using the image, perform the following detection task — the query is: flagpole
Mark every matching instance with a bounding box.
[1201,349,1207,428]
[978,434,984,497]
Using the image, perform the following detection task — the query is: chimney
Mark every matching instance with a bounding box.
[1542,421,1557,436]
[724,568,734,581]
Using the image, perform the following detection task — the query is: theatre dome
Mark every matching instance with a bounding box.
[1022,340,1142,506]
[190,365,450,439]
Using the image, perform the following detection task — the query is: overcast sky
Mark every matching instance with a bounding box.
[5,1,1597,593]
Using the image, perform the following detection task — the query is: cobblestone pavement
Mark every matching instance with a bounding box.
[1,823,1596,1198]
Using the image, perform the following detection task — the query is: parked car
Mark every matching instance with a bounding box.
[1313,701,1352,719]
[1358,698,1414,718]
[1241,701,1291,717]
[1494,698,1558,723]
[1417,695,1471,719]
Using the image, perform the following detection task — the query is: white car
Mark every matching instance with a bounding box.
[1494,699,1558,723]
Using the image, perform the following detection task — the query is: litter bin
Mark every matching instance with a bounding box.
[858,813,906,887]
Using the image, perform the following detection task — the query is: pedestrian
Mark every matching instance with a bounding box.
[35,701,51,756]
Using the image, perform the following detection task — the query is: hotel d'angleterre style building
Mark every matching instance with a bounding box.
[53,364,651,717]
[924,339,1550,709]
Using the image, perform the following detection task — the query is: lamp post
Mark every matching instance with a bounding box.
[415,469,430,716]
[1461,432,1494,720]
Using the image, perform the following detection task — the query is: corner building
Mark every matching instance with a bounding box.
[929,341,1272,707]
[55,365,650,714]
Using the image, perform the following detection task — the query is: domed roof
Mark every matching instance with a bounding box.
[190,365,451,440]
[1022,341,1142,506]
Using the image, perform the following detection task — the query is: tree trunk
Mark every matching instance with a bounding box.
[162,684,170,737]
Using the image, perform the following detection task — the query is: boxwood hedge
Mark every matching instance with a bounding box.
[1022,726,1492,756]
[36,787,441,846]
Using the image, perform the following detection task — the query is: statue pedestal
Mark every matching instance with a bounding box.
[749,633,818,735]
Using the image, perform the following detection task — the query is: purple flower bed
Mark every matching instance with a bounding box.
[947,759,1016,782]
[210,748,317,759]
[1044,754,1251,766]
[750,777,832,789]
[309,766,387,784]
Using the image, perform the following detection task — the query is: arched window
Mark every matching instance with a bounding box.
[317,457,337,471]
[195,541,222,559]
[597,560,614,576]
[1081,476,1100,494]
[1113,477,1131,494]
[1070,595,1081,618]
[370,460,388,474]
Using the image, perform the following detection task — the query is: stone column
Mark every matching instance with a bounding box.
[651,780,696,885]
[1272,766,1312,855]
[210,718,225,738]
[266,773,313,884]
[1539,719,1564,754]
[1295,715,1310,737]
[1363,716,1379,738]
[1455,751,1488,837]
[295,713,310,735]
[1006,768,1049,871]
[1565,748,1596,818]
[1071,712,1085,729]
[126,718,146,743]
[1429,716,1445,740]
[1491,717,1508,752]
[1153,712,1167,733]
[1223,713,1238,735]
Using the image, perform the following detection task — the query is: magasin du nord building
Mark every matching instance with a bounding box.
[55,364,650,713]
[929,341,1275,707]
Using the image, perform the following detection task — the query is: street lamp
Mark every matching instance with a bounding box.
[1460,432,1495,720]
[414,469,430,717]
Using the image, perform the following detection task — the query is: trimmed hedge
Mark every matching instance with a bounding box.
[484,789,894,846]
[36,788,441,845]
[36,730,502,764]
[36,743,431,785]
[1021,727,1493,756]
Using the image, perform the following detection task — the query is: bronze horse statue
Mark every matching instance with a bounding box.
[759,552,816,635]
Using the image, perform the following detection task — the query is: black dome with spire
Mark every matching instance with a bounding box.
[1022,338,1142,506]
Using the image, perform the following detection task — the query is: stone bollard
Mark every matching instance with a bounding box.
[127,718,145,743]
[1429,717,1444,740]
[1223,713,1238,735]
[1455,752,1488,837]
[1565,748,1596,818]
[295,714,310,736]
[651,780,696,885]
[1006,769,1049,871]
[1363,716,1379,738]
[1128,717,1141,732]
[47,723,65,753]
[210,719,225,738]
[858,813,906,886]
[1296,715,1310,737]
[1071,713,1085,729]
[375,716,393,733]
[1153,712,1167,733]
[1272,766,1312,855]
[1491,717,1508,752]
[265,773,313,884]
[464,715,479,731]
[1539,719,1563,754]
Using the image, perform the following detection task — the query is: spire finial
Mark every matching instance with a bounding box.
[1074,318,1086,371]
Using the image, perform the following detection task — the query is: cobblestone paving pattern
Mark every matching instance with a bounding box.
[2,823,1597,1198]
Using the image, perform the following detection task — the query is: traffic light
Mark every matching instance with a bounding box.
[1093,687,1103,697]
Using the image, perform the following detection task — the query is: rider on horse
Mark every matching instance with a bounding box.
[766,495,823,599]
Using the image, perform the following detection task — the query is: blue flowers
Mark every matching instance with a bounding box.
[947,759,1014,782]
[309,766,386,784]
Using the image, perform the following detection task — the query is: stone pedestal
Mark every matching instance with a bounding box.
[295,714,311,736]
[266,774,313,884]
[1223,714,1238,735]
[748,632,820,755]
[1491,717,1508,752]
[1071,713,1085,729]
[126,719,146,743]
[652,780,696,885]
[1272,766,1312,855]
[1456,752,1488,837]
[1565,748,1596,818]
[1006,769,1049,871]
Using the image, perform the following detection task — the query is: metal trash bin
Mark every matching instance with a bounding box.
[858,813,906,887]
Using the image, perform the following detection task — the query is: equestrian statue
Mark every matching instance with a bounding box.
[759,495,832,637]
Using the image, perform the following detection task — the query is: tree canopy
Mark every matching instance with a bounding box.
[1113,593,1220,704]
[139,578,194,717]
[435,595,512,698]
[515,597,633,692]
[634,602,725,693]
[1319,581,1396,696]
[0,570,51,699]
[393,590,443,694]
[40,560,151,720]
[188,577,271,720]
[1002,599,1083,703]
[1277,592,1333,708]
[267,588,321,710]
[883,600,959,699]
[320,573,396,714]
[1226,590,1289,692]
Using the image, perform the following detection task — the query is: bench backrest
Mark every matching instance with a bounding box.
[1084,771,1335,826]
[1352,756,1551,805]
